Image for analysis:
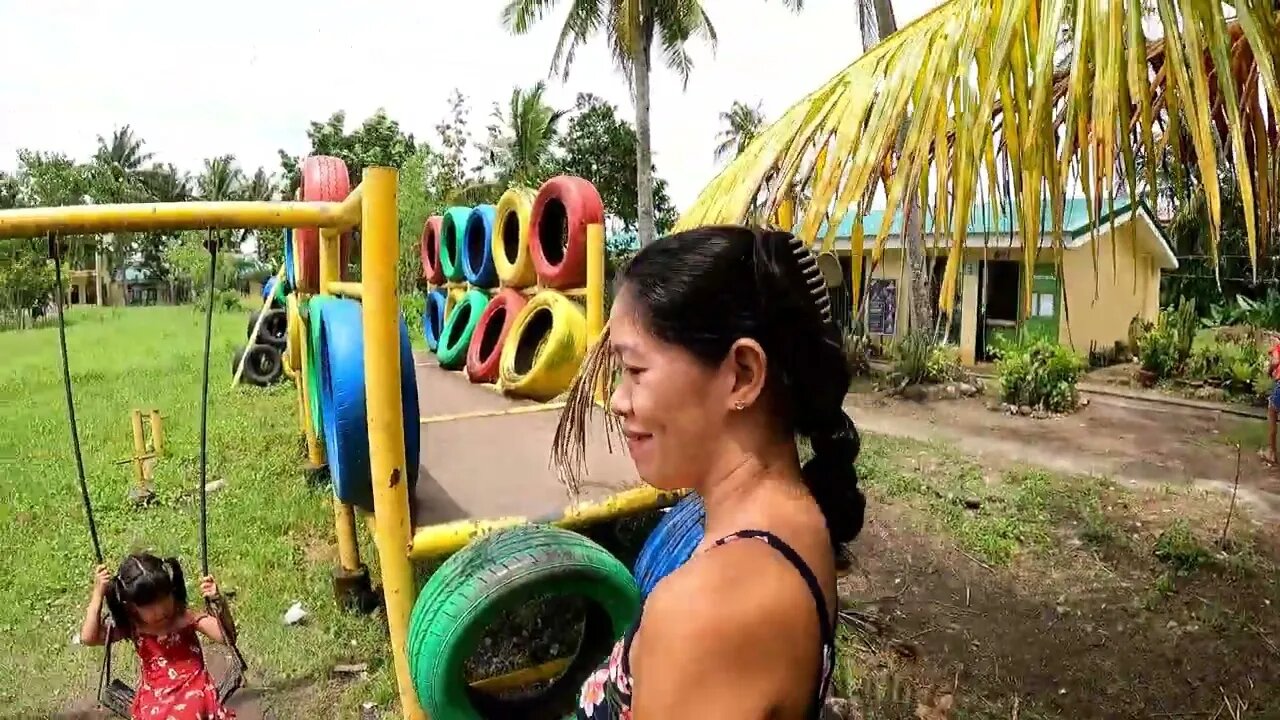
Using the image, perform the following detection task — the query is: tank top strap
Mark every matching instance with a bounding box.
[709,529,836,715]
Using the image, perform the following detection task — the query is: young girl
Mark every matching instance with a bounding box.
[80,553,238,720]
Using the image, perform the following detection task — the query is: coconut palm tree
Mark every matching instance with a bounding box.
[450,82,565,204]
[714,101,767,163]
[140,164,191,203]
[502,0,805,246]
[678,0,1280,312]
[197,156,245,202]
[240,167,276,202]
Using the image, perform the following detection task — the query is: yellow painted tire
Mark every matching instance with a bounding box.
[446,287,465,319]
[499,290,587,401]
[493,187,538,288]
[285,295,304,373]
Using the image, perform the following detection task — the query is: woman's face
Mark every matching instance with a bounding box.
[607,290,733,490]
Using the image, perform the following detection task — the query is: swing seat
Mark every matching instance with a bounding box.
[97,617,248,719]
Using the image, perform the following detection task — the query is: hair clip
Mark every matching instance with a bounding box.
[786,235,835,326]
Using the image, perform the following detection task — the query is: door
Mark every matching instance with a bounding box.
[1022,263,1060,343]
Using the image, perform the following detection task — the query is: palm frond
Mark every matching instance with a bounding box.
[677,0,1280,313]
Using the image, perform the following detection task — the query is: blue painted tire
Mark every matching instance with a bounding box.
[316,298,421,512]
[461,204,498,287]
[633,492,705,597]
[284,228,297,289]
[423,289,448,353]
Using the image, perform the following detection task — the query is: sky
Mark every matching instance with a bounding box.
[0,0,942,212]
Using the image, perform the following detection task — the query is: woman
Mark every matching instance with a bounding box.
[555,225,865,719]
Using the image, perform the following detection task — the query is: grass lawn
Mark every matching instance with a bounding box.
[0,304,394,717]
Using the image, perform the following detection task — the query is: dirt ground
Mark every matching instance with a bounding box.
[845,388,1280,521]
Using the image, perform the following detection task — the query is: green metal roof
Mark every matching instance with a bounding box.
[810,197,1145,239]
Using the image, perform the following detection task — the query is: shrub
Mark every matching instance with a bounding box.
[1137,323,1179,378]
[992,333,1085,412]
[214,290,245,312]
[1185,331,1271,398]
[400,290,426,345]
[842,333,871,377]
[889,331,960,385]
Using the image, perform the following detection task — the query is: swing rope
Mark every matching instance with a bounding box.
[49,234,102,564]
[50,230,246,717]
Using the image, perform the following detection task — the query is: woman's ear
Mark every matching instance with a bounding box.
[725,338,768,410]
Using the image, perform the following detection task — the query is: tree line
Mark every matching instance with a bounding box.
[0,87,690,317]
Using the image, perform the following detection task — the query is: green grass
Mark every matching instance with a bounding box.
[0,305,391,716]
[856,435,1117,566]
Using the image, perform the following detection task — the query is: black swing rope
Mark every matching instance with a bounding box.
[50,231,245,717]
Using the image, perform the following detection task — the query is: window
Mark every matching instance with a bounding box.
[1032,292,1055,317]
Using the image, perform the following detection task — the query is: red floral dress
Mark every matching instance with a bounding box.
[128,617,234,720]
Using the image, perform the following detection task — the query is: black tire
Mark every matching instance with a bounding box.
[407,525,640,720]
[254,308,288,350]
[231,345,248,384]
[242,344,284,386]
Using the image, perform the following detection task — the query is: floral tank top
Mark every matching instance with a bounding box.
[577,530,836,719]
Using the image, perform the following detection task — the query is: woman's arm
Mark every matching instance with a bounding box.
[79,565,112,646]
[628,556,804,719]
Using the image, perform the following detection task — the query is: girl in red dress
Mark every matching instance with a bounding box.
[80,553,238,720]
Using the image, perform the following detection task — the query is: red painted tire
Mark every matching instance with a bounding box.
[421,215,444,284]
[465,289,528,384]
[528,176,604,289]
[295,156,354,293]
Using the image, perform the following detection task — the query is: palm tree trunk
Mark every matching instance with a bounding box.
[634,12,657,246]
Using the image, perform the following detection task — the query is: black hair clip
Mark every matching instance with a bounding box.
[786,235,834,326]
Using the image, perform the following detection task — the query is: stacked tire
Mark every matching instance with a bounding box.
[233,277,288,387]
[418,177,603,402]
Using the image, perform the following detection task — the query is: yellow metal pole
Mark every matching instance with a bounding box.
[586,222,606,406]
[130,410,147,485]
[325,281,364,298]
[0,200,352,239]
[361,167,425,720]
[319,226,362,574]
[148,410,165,456]
[586,223,605,344]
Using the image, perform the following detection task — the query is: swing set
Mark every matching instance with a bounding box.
[48,230,247,717]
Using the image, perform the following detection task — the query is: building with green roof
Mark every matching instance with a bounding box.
[810,197,1177,363]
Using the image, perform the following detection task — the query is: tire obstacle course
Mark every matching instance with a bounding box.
[418,176,604,404]
[0,158,700,719]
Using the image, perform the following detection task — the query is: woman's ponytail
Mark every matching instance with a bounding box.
[800,410,866,560]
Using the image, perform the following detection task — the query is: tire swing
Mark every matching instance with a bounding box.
[632,493,705,598]
[407,525,641,720]
[436,289,488,371]
[465,289,527,384]
[493,187,538,288]
[529,176,604,289]
[422,288,449,353]
[499,291,587,401]
[439,206,471,283]
[294,155,355,293]
[461,204,499,288]
[314,298,421,512]
[420,216,445,285]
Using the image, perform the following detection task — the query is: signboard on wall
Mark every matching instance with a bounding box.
[866,278,898,336]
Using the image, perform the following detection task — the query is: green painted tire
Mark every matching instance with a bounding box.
[407,525,640,720]
[306,296,333,439]
[440,206,471,283]
[435,289,488,370]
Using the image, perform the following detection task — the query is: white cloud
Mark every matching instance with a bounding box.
[0,0,942,210]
